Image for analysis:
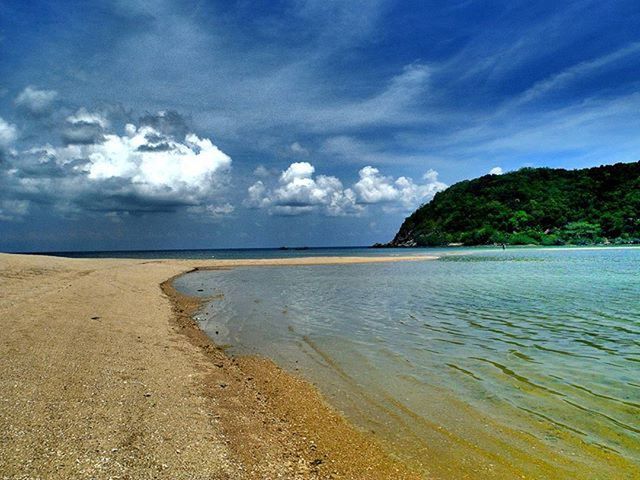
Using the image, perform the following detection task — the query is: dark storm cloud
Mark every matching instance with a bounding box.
[138,111,190,139]
[59,109,109,145]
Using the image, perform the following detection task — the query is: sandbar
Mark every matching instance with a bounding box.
[0,253,434,479]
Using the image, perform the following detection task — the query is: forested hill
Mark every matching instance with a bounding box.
[383,161,640,247]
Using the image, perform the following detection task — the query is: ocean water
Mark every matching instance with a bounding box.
[37,246,443,259]
[175,247,640,479]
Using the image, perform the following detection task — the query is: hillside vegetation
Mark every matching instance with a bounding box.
[384,161,640,247]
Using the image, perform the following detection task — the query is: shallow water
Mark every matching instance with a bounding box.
[174,248,640,479]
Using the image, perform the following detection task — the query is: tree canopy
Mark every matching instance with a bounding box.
[384,161,640,247]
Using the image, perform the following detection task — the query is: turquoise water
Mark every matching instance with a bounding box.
[174,248,640,479]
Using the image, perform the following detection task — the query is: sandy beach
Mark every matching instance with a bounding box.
[0,253,434,479]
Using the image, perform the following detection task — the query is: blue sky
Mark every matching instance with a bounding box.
[1,0,639,251]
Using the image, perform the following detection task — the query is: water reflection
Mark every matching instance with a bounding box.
[175,248,640,479]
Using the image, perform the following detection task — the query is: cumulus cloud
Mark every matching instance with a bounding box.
[0,113,233,218]
[79,125,231,194]
[353,166,446,211]
[488,166,504,175]
[245,162,362,216]
[245,162,445,216]
[353,166,398,203]
[15,86,58,116]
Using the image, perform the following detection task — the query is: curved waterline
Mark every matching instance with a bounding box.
[174,248,640,478]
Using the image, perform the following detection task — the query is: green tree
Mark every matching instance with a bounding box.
[388,161,640,247]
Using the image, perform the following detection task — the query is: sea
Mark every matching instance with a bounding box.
[52,246,640,478]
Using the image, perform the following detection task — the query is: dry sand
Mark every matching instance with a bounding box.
[0,253,435,479]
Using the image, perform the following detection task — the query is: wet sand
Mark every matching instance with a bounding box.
[0,253,434,479]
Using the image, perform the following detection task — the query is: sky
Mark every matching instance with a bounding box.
[1,0,639,251]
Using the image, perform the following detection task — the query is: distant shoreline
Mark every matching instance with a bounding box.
[372,243,640,250]
[5,243,640,260]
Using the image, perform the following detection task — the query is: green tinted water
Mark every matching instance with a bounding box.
[175,248,640,479]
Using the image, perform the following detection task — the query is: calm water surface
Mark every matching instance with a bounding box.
[37,246,441,259]
[174,248,640,479]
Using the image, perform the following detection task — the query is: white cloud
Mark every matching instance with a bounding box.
[0,117,18,147]
[3,114,233,215]
[245,161,362,216]
[308,63,432,131]
[279,161,315,184]
[79,126,231,195]
[246,161,446,216]
[373,63,431,110]
[353,166,398,203]
[510,42,640,109]
[354,166,446,211]
[15,86,58,116]
[488,166,503,175]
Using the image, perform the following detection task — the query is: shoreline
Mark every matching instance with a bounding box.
[161,248,640,480]
[0,253,432,479]
[161,269,421,479]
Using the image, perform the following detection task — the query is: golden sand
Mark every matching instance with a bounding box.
[0,253,434,479]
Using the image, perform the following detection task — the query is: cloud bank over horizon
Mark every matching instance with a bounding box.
[0,109,233,222]
[245,162,445,217]
[0,98,446,225]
